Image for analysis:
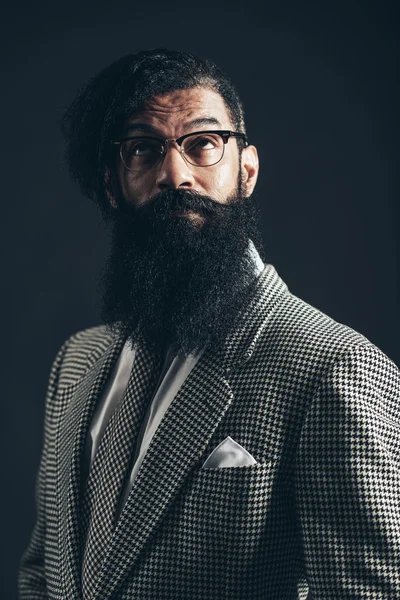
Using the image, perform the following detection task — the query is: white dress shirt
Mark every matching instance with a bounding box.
[84,240,265,511]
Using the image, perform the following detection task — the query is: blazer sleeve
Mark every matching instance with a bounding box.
[295,343,400,599]
[18,339,70,600]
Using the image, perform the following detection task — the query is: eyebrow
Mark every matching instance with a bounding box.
[123,116,223,136]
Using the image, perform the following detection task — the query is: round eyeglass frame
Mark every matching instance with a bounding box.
[110,129,248,171]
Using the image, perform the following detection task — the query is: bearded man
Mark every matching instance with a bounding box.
[19,48,400,600]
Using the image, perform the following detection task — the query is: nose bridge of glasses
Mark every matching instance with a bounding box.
[164,138,185,154]
[160,139,190,167]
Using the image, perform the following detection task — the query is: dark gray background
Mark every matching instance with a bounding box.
[1,0,398,597]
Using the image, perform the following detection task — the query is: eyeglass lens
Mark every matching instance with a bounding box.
[120,133,224,171]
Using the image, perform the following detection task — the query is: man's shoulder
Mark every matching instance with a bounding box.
[56,324,119,386]
[255,278,396,374]
[246,284,399,428]
[66,323,114,348]
[278,290,369,348]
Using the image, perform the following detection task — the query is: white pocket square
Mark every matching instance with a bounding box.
[202,436,257,469]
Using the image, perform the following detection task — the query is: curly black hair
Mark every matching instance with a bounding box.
[60,48,247,220]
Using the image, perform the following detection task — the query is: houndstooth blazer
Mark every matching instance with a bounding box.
[19,263,400,599]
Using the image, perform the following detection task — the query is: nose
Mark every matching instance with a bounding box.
[154,141,195,191]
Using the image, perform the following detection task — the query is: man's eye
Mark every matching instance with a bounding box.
[186,136,217,152]
[198,137,214,148]
[130,142,156,155]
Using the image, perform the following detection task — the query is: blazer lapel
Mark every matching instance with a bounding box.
[91,345,233,599]
[92,261,289,600]
[57,331,127,599]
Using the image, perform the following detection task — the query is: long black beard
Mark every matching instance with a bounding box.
[99,186,264,357]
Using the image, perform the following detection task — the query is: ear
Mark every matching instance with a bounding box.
[240,145,259,197]
[104,166,118,208]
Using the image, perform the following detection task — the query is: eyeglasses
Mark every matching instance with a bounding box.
[111,130,248,172]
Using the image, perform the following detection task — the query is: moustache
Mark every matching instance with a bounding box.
[115,188,241,222]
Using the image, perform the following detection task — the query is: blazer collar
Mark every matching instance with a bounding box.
[217,262,288,372]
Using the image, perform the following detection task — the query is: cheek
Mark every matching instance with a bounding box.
[120,170,151,206]
[209,162,238,203]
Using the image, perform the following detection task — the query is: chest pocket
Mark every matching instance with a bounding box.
[178,462,274,570]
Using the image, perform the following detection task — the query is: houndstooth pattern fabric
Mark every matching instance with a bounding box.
[18,263,400,599]
[81,337,163,599]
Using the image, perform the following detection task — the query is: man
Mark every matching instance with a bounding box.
[19,48,400,600]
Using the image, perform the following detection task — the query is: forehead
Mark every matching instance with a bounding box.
[124,87,233,132]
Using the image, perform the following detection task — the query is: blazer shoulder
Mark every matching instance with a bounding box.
[281,291,370,346]
[66,323,113,347]
[57,324,118,387]
[256,288,398,383]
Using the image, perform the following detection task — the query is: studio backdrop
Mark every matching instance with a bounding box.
[1,1,398,598]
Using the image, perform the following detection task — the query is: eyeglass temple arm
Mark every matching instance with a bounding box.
[225,131,248,147]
